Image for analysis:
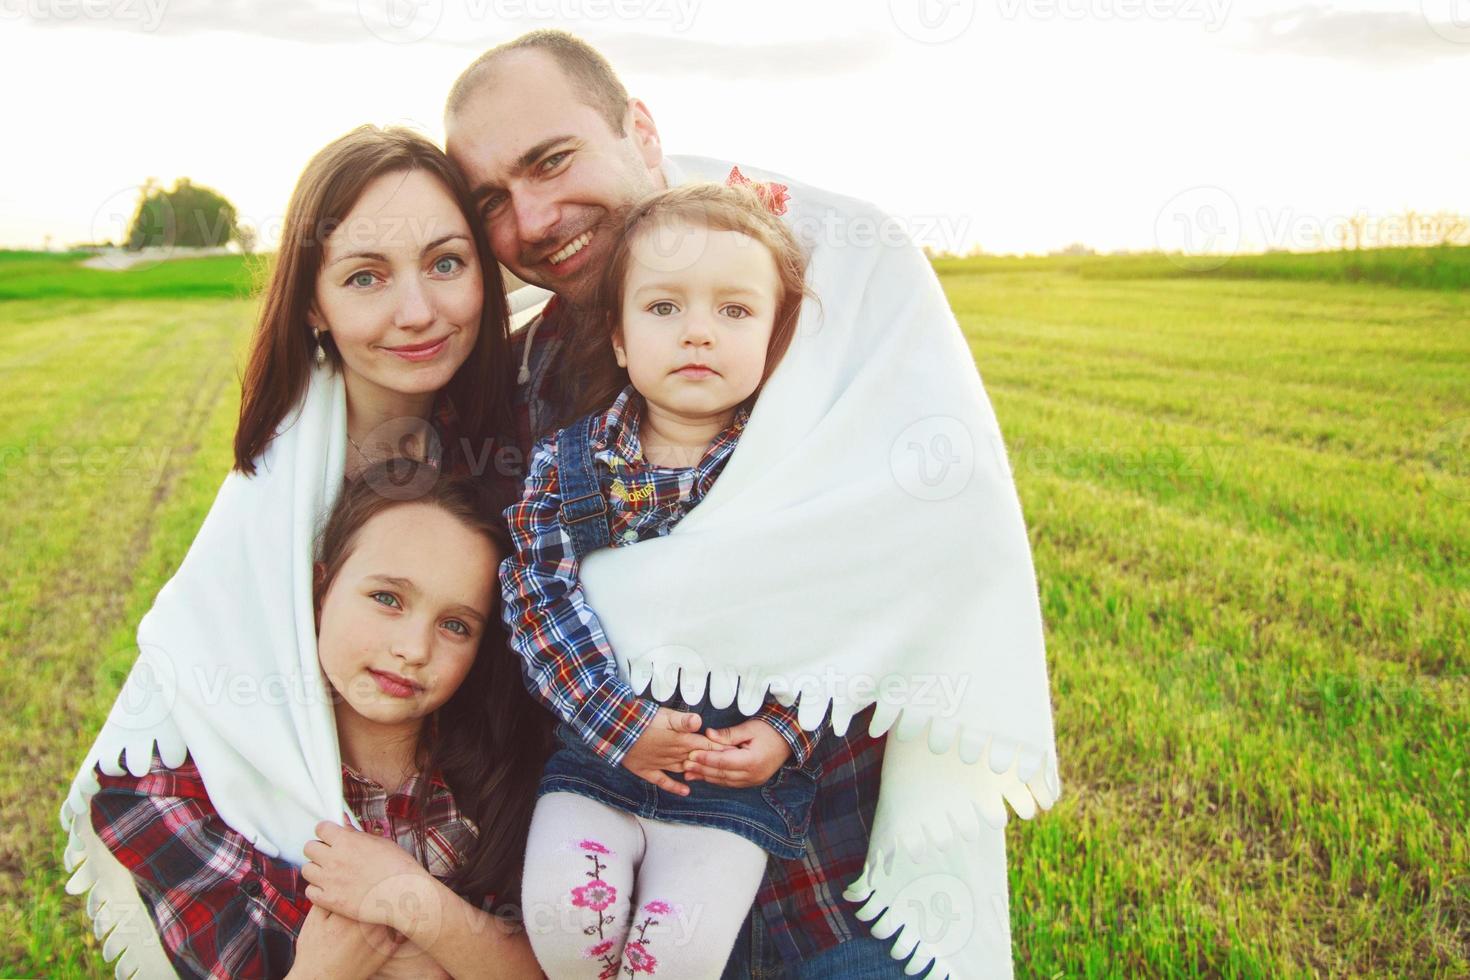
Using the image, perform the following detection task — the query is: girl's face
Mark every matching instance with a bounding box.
[315,503,498,727]
[310,169,483,402]
[614,222,779,423]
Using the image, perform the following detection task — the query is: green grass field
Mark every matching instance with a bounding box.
[2,249,1466,977]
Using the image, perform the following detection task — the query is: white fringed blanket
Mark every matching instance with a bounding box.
[574,155,1062,979]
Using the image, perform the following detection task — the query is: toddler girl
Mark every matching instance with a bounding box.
[501,181,818,978]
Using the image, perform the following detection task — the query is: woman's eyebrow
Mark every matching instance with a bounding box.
[327,234,470,268]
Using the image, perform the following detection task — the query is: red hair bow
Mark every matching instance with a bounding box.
[726,165,790,217]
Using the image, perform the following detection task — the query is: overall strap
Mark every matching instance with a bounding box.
[556,413,612,559]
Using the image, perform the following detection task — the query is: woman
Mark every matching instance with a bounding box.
[61,125,547,979]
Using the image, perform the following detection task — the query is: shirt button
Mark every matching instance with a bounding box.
[241,877,262,897]
[621,530,638,542]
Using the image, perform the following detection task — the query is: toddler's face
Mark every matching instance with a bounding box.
[315,503,497,727]
[615,222,779,423]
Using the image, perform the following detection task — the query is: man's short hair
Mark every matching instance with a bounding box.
[445,29,630,136]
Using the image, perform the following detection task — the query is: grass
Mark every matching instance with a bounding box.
[934,243,1470,291]
[1,249,1466,976]
[0,249,263,300]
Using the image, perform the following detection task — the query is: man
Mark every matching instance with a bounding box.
[445,31,911,978]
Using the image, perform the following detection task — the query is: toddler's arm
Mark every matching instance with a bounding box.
[499,433,662,766]
[753,698,823,765]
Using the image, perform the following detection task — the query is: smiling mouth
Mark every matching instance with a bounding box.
[547,230,593,266]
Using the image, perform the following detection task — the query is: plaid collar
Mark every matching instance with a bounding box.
[594,384,750,470]
[340,761,451,811]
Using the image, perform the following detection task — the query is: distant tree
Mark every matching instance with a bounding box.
[126,177,240,250]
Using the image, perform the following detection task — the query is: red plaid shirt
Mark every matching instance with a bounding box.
[88,749,478,980]
[509,300,889,962]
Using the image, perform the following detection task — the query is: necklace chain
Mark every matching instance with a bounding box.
[347,429,441,469]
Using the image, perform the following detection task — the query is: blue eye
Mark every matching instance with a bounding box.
[348,271,379,288]
[541,151,569,173]
[433,255,463,275]
[443,619,471,636]
[370,591,400,608]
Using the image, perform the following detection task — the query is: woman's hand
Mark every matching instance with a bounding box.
[302,817,438,932]
[683,718,793,788]
[285,903,403,980]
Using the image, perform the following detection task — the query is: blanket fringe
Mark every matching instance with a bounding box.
[59,731,187,979]
[628,658,1059,980]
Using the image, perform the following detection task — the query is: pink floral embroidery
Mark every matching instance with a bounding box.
[622,940,657,974]
[620,900,676,976]
[571,879,617,911]
[574,843,623,973]
[726,165,790,217]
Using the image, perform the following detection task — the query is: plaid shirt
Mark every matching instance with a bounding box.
[88,748,478,980]
[509,302,888,962]
[501,380,819,767]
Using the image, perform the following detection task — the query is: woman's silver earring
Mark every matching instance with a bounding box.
[312,327,327,366]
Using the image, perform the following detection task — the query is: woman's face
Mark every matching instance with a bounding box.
[310,169,483,401]
[315,503,499,727]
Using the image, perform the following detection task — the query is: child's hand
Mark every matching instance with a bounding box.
[302,817,437,932]
[683,719,793,789]
[621,707,725,796]
[285,903,402,980]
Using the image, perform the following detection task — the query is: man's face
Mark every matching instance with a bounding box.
[446,50,665,307]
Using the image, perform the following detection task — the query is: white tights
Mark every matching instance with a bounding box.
[521,792,768,979]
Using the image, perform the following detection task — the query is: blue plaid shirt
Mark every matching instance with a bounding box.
[501,384,819,767]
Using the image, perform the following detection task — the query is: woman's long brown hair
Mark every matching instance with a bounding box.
[234,125,513,476]
[558,181,814,424]
[314,460,552,912]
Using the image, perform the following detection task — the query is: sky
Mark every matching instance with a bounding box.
[2,0,1467,256]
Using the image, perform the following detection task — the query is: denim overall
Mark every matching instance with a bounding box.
[535,413,821,860]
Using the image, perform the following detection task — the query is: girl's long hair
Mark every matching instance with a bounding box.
[558,181,814,424]
[314,460,552,911]
[234,124,513,476]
